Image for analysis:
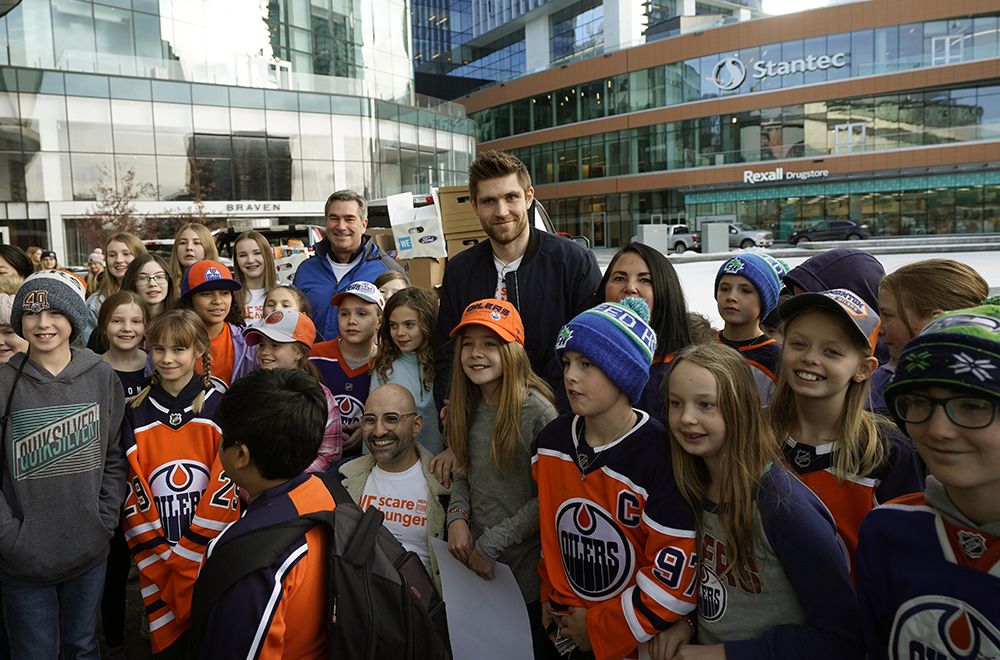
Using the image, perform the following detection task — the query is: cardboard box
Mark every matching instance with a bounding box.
[437,186,483,235]
[366,228,397,257]
[402,257,446,290]
[447,236,483,257]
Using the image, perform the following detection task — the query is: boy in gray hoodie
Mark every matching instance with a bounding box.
[0,270,127,660]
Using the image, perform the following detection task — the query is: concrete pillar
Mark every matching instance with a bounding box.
[524,15,551,73]
[678,0,696,16]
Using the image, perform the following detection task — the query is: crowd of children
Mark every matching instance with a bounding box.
[0,224,997,660]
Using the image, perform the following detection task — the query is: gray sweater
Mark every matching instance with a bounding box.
[0,349,127,585]
[447,388,557,603]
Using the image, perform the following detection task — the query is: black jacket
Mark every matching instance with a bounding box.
[433,226,601,412]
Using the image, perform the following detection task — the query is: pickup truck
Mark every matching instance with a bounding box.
[668,225,701,254]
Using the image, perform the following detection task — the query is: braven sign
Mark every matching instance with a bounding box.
[225,203,282,212]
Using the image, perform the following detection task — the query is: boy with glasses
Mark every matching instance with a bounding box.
[856,304,1000,659]
[340,384,449,590]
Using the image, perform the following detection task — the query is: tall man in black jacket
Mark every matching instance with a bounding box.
[432,151,601,453]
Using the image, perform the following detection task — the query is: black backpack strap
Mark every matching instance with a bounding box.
[313,471,384,567]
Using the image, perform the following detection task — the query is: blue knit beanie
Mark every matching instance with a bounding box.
[555,297,656,402]
[715,253,782,319]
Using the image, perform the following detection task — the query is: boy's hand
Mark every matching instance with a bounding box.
[467,548,495,580]
[559,607,591,651]
[447,518,474,564]
[430,448,455,487]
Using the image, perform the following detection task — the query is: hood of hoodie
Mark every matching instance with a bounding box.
[6,346,105,385]
[783,248,885,311]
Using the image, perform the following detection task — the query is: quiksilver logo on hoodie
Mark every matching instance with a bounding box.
[10,403,101,480]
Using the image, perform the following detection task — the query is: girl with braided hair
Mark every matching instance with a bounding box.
[122,310,240,655]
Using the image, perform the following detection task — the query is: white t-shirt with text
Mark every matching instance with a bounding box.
[360,461,432,569]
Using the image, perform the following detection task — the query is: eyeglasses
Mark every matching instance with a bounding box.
[360,412,417,431]
[136,273,168,285]
[894,393,998,429]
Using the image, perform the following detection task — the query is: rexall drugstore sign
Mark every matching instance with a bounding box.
[712,52,848,91]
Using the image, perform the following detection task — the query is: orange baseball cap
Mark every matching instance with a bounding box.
[243,308,317,348]
[450,298,524,345]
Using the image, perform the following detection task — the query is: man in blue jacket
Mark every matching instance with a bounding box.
[433,150,601,417]
[295,190,406,340]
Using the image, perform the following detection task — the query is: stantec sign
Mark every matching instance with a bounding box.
[712,52,848,91]
[743,167,829,184]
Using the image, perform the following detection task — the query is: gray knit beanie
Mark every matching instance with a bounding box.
[11,270,89,341]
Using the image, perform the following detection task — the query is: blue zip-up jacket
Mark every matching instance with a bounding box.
[295,235,406,341]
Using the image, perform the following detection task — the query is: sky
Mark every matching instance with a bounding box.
[762,0,831,15]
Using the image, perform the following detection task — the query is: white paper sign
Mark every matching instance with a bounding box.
[430,537,535,660]
[387,192,447,259]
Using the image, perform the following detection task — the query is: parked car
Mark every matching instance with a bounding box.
[789,219,870,245]
[214,224,324,261]
[669,225,701,254]
[705,222,773,249]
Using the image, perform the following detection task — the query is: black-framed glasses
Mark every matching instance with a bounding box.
[360,412,417,431]
[894,393,998,429]
[136,273,168,285]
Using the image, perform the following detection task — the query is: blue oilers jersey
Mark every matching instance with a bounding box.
[308,339,372,430]
[856,480,1000,660]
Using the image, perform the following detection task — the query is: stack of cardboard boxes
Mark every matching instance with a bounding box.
[374,186,487,291]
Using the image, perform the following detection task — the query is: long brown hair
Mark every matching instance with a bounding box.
[132,310,213,412]
[769,309,888,479]
[169,223,219,293]
[98,290,150,343]
[667,343,779,587]
[880,259,989,336]
[99,232,147,300]
[446,329,554,474]
[121,254,177,316]
[232,231,277,305]
[374,287,436,392]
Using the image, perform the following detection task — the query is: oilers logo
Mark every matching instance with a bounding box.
[148,460,210,545]
[556,499,633,600]
[336,394,365,429]
[890,596,1000,660]
[698,565,727,622]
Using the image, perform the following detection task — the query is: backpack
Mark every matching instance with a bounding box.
[188,472,451,660]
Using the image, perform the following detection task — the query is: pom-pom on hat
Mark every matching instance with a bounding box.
[88,250,105,265]
[714,253,783,319]
[779,288,881,354]
[885,305,1000,410]
[331,281,385,310]
[244,308,317,349]
[450,298,525,346]
[180,260,241,298]
[555,296,657,403]
[10,269,89,341]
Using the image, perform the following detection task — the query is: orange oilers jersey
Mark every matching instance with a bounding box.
[533,411,698,660]
[121,379,240,653]
[198,473,335,659]
[782,431,923,573]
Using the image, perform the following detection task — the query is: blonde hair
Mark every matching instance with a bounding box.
[169,223,219,293]
[446,330,554,474]
[769,309,888,479]
[374,287,436,392]
[132,310,213,412]
[880,259,989,336]
[100,232,147,300]
[667,343,779,588]
[232,231,277,301]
